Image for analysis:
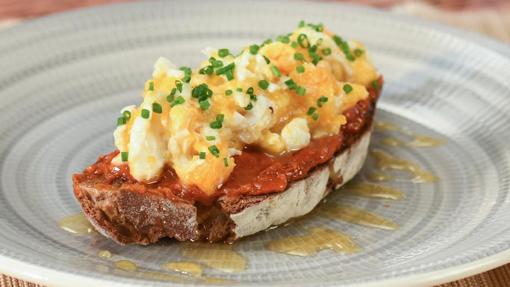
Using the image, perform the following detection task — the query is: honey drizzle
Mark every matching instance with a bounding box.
[376,121,445,148]
[342,181,403,200]
[58,213,94,235]
[382,137,407,147]
[162,262,203,277]
[371,149,437,183]
[115,260,137,272]
[266,227,359,256]
[319,204,398,230]
[113,259,231,283]
[375,121,403,133]
[98,250,112,259]
[366,171,393,182]
[181,243,246,273]
[408,135,445,147]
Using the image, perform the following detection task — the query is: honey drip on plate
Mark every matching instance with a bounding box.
[342,181,403,200]
[366,171,393,182]
[376,121,445,148]
[382,137,407,147]
[375,121,402,132]
[115,260,138,272]
[113,259,230,284]
[58,213,94,235]
[371,149,437,183]
[98,250,112,259]
[162,262,203,277]
[408,135,445,147]
[318,204,398,230]
[267,227,359,256]
[181,243,246,273]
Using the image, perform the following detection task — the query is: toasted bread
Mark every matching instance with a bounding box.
[73,129,371,245]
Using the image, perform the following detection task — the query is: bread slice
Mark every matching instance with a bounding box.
[73,128,371,245]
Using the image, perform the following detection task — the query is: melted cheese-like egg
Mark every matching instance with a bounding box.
[113,23,379,194]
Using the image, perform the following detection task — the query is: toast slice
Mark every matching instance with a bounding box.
[73,128,371,245]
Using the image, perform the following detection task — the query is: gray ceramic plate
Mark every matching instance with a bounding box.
[1,1,510,286]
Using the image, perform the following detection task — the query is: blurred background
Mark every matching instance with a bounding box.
[0,0,509,42]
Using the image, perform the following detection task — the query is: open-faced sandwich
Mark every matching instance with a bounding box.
[73,22,382,245]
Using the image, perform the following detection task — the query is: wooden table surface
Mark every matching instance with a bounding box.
[0,1,509,286]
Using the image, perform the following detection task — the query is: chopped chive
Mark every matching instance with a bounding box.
[276,35,290,44]
[297,34,310,48]
[211,60,223,68]
[317,96,328,107]
[225,89,233,96]
[208,145,220,157]
[166,94,175,103]
[343,84,353,94]
[192,83,213,102]
[332,35,343,47]
[298,20,305,28]
[285,79,297,89]
[148,81,154,91]
[372,79,379,90]
[236,87,243,92]
[262,38,273,46]
[250,94,257,101]
[291,41,298,48]
[223,157,229,167]
[215,62,235,77]
[117,117,127,126]
[340,41,350,55]
[311,113,319,121]
[199,65,213,75]
[354,48,364,57]
[312,56,322,65]
[218,48,230,58]
[249,44,259,55]
[296,65,305,73]
[171,96,185,107]
[307,23,324,32]
[263,56,271,64]
[244,102,253,110]
[175,81,183,92]
[121,152,129,162]
[309,48,322,65]
[296,86,306,96]
[270,65,281,77]
[141,109,150,119]
[246,87,254,94]
[122,110,131,120]
[322,48,332,56]
[206,136,216,141]
[199,100,210,110]
[179,66,192,83]
[294,53,305,61]
[225,69,234,81]
[346,54,355,61]
[307,107,317,115]
[199,152,206,159]
[210,114,224,129]
[152,102,162,114]
[258,80,269,90]
[170,87,177,96]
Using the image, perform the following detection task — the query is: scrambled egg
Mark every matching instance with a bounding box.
[112,22,379,194]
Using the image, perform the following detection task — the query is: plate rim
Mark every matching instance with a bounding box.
[1,244,509,287]
[0,0,509,286]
